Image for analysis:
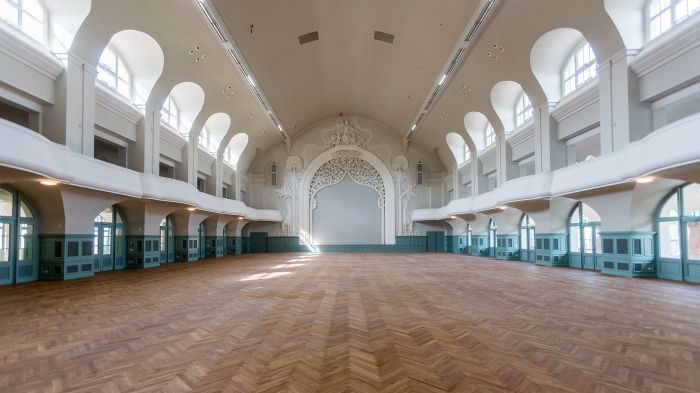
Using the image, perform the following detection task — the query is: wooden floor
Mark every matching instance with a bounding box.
[1,254,699,393]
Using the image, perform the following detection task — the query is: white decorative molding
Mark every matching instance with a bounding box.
[324,119,368,148]
[309,150,385,209]
[298,144,397,245]
[393,167,418,236]
[551,79,600,123]
[275,168,301,236]
[630,15,700,78]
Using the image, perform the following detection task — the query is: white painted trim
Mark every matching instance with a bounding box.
[551,79,600,122]
[0,25,63,80]
[631,14,700,77]
[95,84,143,126]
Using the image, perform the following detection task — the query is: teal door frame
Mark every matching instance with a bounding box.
[426,231,445,253]
[198,224,206,258]
[0,187,39,285]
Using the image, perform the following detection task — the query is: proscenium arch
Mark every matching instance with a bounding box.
[298,145,397,245]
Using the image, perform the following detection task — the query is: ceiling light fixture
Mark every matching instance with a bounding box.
[449,216,457,219]
[411,124,417,131]
[498,205,507,210]
[187,207,196,211]
[635,177,655,184]
[246,75,255,87]
[39,179,59,186]
[439,74,447,86]
[238,217,245,220]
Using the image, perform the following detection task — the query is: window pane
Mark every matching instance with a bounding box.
[99,48,117,71]
[687,221,700,260]
[117,77,130,98]
[570,226,581,252]
[22,0,43,20]
[97,69,117,89]
[117,57,130,80]
[0,222,9,262]
[659,221,681,258]
[583,226,594,253]
[93,227,100,254]
[683,184,700,217]
[19,201,32,218]
[21,14,43,42]
[570,206,581,224]
[529,230,535,251]
[659,193,679,218]
[0,189,13,217]
[103,227,111,255]
[18,223,33,260]
[0,0,19,26]
[520,228,527,248]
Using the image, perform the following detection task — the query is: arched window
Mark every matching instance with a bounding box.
[484,123,496,148]
[515,93,533,127]
[569,202,602,269]
[160,217,175,263]
[563,41,597,96]
[0,186,39,285]
[656,184,700,282]
[0,0,46,43]
[648,0,700,40]
[160,96,180,131]
[97,46,132,99]
[488,219,497,257]
[199,126,210,151]
[93,206,126,271]
[520,214,536,261]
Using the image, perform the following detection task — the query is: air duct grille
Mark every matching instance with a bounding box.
[298,31,319,45]
[374,31,395,44]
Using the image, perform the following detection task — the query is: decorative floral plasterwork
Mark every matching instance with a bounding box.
[309,151,385,209]
[275,168,301,236]
[393,167,418,236]
[324,119,367,148]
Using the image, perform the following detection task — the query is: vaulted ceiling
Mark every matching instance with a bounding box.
[211,0,479,138]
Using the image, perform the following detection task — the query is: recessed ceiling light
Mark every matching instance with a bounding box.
[636,177,654,184]
[39,179,59,186]
[187,207,196,211]
[411,124,417,131]
[246,75,255,87]
[498,205,507,210]
[449,216,457,219]
[438,74,447,85]
[238,217,245,220]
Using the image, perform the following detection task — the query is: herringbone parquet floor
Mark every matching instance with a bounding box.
[1,253,699,393]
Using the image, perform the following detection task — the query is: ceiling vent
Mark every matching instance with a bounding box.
[374,30,395,44]
[298,31,319,45]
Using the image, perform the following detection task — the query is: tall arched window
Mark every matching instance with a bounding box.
[160,217,175,263]
[0,186,39,285]
[520,214,536,262]
[0,0,46,43]
[656,184,700,283]
[199,126,210,151]
[160,96,180,131]
[484,123,496,148]
[563,41,597,96]
[569,202,602,269]
[515,93,533,127]
[488,219,497,257]
[93,206,126,272]
[648,0,700,40]
[97,46,132,99]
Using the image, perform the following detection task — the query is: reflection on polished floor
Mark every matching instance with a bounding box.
[1,253,699,393]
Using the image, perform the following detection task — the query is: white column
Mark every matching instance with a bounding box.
[533,102,564,172]
[131,105,160,174]
[44,53,96,156]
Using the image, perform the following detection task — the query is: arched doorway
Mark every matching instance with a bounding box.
[198,223,206,258]
[568,202,601,270]
[488,219,497,257]
[93,206,126,271]
[520,214,536,262]
[657,183,700,283]
[0,186,39,285]
[160,216,175,263]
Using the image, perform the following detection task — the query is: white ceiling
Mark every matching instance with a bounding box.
[211,0,480,138]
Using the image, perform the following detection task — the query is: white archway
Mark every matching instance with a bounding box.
[298,145,396,245]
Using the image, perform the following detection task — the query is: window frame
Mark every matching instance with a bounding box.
[97,45,132,100]
[0,0,48,44]
[646,0,700,41]
[484,123,496,148]
[561,40,598,97]
[515,92,533,127]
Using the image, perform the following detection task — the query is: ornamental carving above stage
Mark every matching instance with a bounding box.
[324,120,368,148]
[308,150,385,209]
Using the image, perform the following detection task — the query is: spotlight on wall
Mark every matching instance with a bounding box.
[39,179,60,186]
[635,177,655,184]
[187,207,196,211]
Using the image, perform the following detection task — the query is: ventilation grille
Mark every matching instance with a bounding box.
[298,31,319,45]
[465,0,495,42]
[374,31,395,44]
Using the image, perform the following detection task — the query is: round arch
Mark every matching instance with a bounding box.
[298,145,396,245]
